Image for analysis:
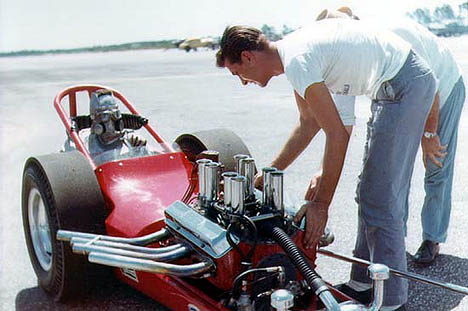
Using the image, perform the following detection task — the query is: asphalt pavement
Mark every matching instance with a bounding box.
[1,37,467,310]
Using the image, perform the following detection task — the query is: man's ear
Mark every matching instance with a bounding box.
[240,50,255,65]
[337,6,353,17]
[316,9,329,21]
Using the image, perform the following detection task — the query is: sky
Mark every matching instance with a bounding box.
[0,0,465,52]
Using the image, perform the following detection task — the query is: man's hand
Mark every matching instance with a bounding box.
[129,135,147,147]
[254,172,263,190]
[305,174,322,200]
[293,201,329,249]
[421,135,446,168]
[422,92,443,168]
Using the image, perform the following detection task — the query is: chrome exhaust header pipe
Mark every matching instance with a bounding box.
[57,228,171,246]
[89,252,213,277]
[73,243,192,262]
[70,237,183,254]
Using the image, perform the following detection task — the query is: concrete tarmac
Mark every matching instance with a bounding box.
[1,37,467,310]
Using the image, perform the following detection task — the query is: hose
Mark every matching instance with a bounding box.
[270,226,328,295]
[226,215,258,270]
[241,215,258,261]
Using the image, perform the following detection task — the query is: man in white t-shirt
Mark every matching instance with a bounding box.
[317,9,466,270]
[216,20,436,310]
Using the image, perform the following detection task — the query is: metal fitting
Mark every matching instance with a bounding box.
[240,158,256,197]
[262,167,277,206]
[222,172,238,209]
[367,264,390,311]
[270,170,284,216]
[368,263,390,281]
[204,162,220,202]
[196,159,212,201]
[231,176,246,214]
[271,289,294,311]
[234,154,249,175]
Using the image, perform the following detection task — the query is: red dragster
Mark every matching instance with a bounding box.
[22,85,402,311]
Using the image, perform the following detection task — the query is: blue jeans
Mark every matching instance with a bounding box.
[351,51,436,306]
[403,77,466,243]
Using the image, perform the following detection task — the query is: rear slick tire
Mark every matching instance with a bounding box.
[175,128,253,172]
[22,150,107,301]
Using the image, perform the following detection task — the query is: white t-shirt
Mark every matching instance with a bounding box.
[390,18,461,108]
[276,19,411,100]
[333,18,462,125]
[332,94,356,126]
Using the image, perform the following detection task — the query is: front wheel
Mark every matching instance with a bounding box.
[22,151,107,301]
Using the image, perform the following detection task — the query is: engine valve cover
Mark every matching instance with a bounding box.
[165,201,237,258]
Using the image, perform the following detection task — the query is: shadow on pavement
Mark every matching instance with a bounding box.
[15,254,467,310]
[15,278,167,311]
[406,253,468,310]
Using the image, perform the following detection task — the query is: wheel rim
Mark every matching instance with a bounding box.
[28,187,53,271]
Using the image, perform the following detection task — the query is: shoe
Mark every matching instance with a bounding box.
[334,283,372,305]
[413,240,440,265]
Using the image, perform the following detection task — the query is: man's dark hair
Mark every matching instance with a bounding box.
[216,25,268,67]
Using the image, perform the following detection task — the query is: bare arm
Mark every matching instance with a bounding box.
[305,125,353,200]
[303,84,349,204]
[293,82,350,248]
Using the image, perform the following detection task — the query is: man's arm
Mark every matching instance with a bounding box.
[305,125,353,200]
[422,92,447,168]
[305,93,355,199]
[293,82,350,249]
[424,92,439,134]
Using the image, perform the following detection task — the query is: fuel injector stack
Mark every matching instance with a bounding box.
[196,154,286,227]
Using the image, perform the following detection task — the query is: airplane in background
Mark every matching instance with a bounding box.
[175,37,218,52]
